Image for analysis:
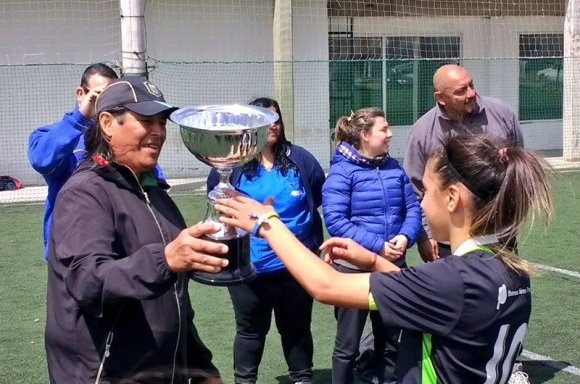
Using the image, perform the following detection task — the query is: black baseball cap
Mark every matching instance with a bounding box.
[95,76,178,116]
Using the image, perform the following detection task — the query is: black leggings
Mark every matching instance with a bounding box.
[228,269,314,383]
[331,263,401,384]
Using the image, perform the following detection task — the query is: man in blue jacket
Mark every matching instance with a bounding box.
[29,64,158,260]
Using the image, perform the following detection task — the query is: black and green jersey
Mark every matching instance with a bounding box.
[369,245,530,383]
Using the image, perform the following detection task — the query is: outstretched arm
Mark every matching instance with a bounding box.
[216,194,373,308]
[321,237,400,274]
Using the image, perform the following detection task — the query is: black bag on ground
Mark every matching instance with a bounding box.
[0,176,23,191]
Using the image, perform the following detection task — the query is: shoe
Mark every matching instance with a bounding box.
[357,368,378,384]
[508,362,530,384]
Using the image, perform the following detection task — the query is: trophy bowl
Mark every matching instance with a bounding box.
[171,104,277,168]
[170,104,279,286]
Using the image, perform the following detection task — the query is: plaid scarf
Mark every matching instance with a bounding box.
[336,142,388,167]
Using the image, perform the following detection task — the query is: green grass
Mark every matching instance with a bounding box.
[1,172,579,383]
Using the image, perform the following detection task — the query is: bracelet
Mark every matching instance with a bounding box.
[251,211,280,237]
[369,253,378,269]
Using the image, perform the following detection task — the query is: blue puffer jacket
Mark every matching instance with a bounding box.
[322,142,422,266]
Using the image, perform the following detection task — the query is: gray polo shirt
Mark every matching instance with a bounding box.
[403,95,524,240]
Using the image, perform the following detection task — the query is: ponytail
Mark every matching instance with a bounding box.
[430,135,553,275]
[333,108,385,148]
[333,116,351,145]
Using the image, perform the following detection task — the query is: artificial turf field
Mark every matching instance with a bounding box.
[0,172,578,383]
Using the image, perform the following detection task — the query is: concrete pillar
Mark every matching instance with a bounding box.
[563,0,580,160]
[273,0,294,140]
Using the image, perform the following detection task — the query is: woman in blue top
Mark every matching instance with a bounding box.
[207,98,325,384]
[323,108,422,384]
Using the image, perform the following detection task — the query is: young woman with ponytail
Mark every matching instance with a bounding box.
[214,134,552,383]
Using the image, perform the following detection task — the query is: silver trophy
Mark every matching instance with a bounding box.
[170,104,278,286]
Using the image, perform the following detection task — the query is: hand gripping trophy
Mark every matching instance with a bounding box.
[170,105,279,286]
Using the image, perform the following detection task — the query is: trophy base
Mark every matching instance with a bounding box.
[191,234,256,286]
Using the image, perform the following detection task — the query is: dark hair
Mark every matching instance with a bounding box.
[83,107,127,164]
[428,134,553,275]
[242,97,297,177]
[334,108,385,149]
[80,63,118,87]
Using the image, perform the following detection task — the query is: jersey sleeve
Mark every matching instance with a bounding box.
[369,259,465,336]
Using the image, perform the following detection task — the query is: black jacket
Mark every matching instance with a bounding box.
[46,160,219,383]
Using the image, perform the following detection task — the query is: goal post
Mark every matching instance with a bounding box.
[120,0,147,77]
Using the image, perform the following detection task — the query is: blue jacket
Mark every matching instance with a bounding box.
[322,142,422,262]
[207,144,325,252]
[28,104,166,259]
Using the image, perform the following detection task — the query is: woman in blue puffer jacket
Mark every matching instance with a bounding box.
[323,108,422,384]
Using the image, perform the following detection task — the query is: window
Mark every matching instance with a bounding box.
[329,36,383,129]
[519,34,563,120]
[329,35,460,128]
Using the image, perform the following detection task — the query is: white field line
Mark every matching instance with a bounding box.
[171,191,206,196]
[524,263,579,378]
[522,350,580,377]
[532,263,580,278]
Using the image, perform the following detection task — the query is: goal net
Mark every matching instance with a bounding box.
[0,0,574,205]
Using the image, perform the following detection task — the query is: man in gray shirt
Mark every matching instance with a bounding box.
[404,64,524,261]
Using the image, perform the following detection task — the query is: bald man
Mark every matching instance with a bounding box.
[403,64,524,262]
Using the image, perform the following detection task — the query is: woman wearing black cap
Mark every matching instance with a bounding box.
[45,77,226,384]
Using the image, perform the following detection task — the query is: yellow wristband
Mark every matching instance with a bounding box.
[252,211,280,237]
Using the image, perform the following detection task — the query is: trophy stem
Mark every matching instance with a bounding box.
[197,167,255,286]
[216,167,233,198]
[206,167,238,238]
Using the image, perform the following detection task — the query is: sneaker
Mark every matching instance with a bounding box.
[358,370,378,384]
[508,363,530,384]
